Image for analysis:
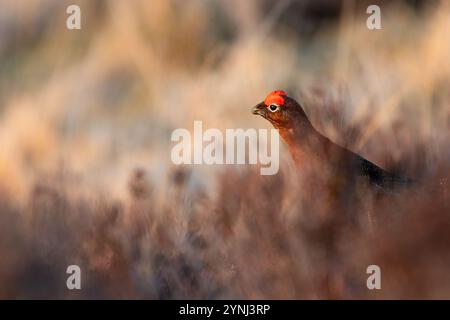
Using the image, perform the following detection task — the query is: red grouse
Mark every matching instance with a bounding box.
[252,90,413,192]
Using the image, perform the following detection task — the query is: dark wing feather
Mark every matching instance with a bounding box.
[351,154,415,191]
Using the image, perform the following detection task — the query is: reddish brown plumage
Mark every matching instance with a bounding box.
[252,91,414,192]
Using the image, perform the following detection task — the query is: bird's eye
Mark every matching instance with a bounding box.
[268,104,279,112]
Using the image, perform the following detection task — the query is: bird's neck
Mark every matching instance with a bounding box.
[276,120,330,166]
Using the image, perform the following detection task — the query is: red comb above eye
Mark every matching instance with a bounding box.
[264,90,287,106]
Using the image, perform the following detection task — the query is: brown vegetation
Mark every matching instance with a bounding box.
[0,0,449,299]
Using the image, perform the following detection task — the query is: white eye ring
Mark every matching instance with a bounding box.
[268,104,280,112]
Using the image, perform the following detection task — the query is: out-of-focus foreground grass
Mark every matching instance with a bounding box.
[0,0,449,298]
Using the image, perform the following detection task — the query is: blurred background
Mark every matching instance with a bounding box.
[0,0,449,299]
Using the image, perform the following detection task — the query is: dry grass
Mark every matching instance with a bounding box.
[0,0,449,299]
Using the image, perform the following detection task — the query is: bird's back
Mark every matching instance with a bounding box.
[346,148,415,192]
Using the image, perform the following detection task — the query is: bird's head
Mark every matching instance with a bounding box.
[251,90,309,129]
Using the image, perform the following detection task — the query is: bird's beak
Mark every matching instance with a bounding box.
[251,102,265,117]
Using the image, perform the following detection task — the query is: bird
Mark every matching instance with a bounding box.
[251,90,415,193]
